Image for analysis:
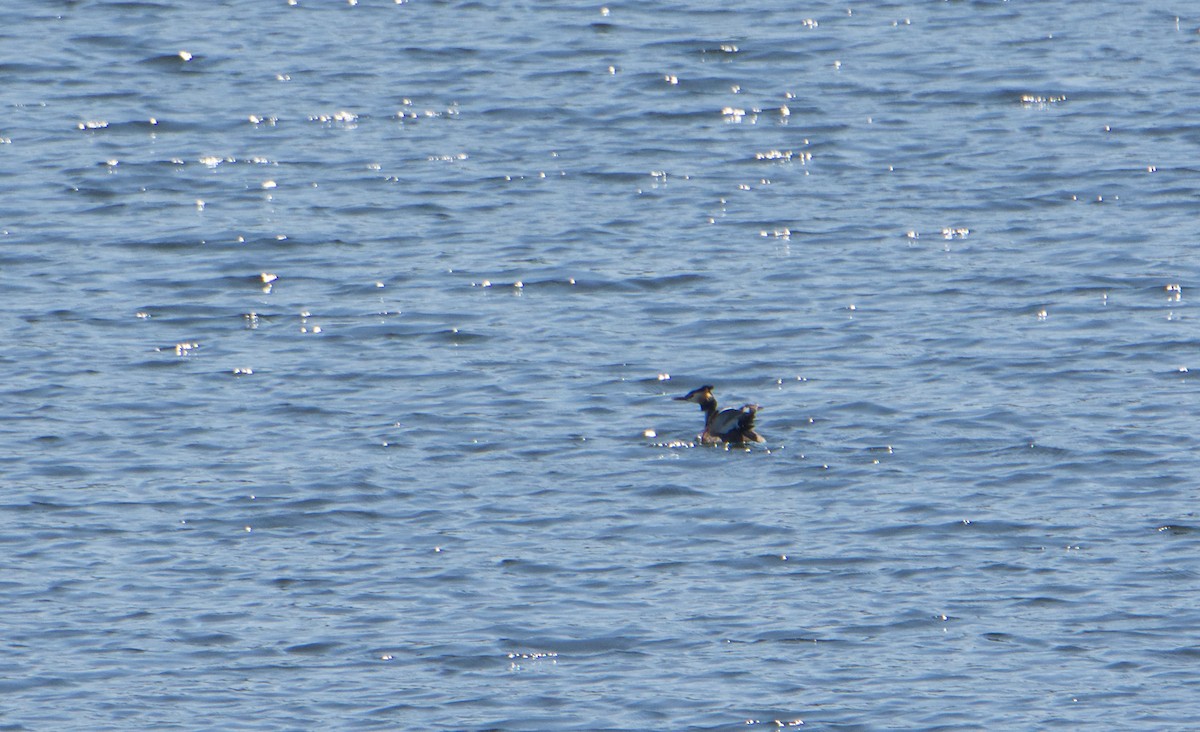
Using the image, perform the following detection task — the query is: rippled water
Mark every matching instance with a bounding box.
[4,1,1200,729]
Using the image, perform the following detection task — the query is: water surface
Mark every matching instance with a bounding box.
[3,1,1200,729]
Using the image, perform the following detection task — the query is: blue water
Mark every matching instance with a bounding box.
[4,1,1200,729]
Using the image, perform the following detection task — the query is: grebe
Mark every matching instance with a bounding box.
[675,385,764,445]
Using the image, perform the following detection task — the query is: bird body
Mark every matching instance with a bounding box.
[674,385,764,445]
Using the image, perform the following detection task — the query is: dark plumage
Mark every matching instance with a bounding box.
[674,384,764,445]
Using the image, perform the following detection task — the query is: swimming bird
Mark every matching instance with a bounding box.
[674,384,764,445]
